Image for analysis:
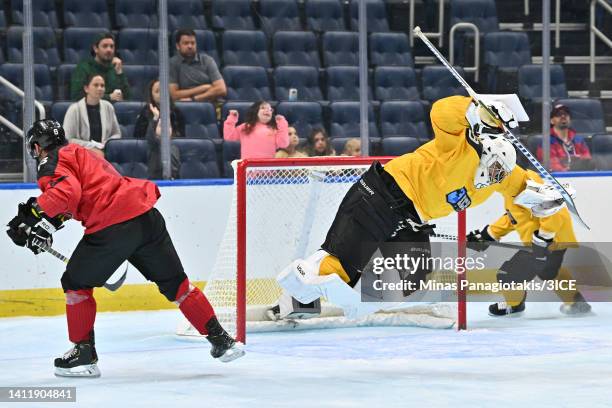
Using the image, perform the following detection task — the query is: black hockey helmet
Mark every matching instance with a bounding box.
[26,119,67,159]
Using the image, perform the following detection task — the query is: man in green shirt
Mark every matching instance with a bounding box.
[70,33,130,102]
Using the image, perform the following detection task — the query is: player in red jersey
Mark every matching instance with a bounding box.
[6,120,244,378]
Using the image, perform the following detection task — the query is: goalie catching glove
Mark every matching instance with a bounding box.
[6,197,66,255]
[514,180,576,217]
[466,100,518,138]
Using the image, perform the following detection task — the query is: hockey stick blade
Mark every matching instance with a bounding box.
[413,26,590,230]
[41,243,126,292]
[431,232,531,252]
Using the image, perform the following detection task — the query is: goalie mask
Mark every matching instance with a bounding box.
[473,135,517,189]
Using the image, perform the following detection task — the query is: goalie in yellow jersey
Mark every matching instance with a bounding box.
[273,95,570,320]
[466,166,592,316]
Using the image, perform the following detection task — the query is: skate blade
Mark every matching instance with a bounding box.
[54,363,101,378]
[488,311,524,318]
[218,344,245,363]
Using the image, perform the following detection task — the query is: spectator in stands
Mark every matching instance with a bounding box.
[63,74,121,158]
[304,128,335,157]
[275,126,307,158]
[341,138,361,156]
[169,29,227,103]
[537,103,594,171]
[134,80,185,179]
[70,32,130,102]
[223,101,289,159]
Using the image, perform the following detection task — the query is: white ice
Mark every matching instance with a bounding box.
[2,302,612,408]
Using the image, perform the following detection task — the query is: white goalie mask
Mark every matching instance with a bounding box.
[473,135,517,189]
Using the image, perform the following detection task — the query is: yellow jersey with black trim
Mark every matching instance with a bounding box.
[383,95,523,221]
[488,166,577,246]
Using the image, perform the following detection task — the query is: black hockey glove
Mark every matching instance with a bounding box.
[466,225,496,252]
[531,230,553,262]
[6,197,64,255]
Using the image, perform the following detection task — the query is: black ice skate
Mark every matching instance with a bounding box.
[54,332,100,378]
[205,317,245,363]
[489,300,525,316]
[560,293,592,316]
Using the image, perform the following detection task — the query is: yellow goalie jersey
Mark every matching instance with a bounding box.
[384,95,525,221]
[488,166,577,246]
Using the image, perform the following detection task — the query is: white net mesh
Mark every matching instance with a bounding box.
[178,160,461,339]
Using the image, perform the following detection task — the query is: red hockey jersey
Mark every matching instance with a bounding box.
[36,143,160,234]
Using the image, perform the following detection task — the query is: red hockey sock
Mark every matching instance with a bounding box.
[65,289,96,343]
[175,278,216,335]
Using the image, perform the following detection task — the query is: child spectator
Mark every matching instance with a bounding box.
[223,101,289,159]
[275,126,307,158]
[304,128,335,157]
[341,138,361,156]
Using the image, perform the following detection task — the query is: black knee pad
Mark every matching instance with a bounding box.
[157,271,189,302]
[498,250,539,284]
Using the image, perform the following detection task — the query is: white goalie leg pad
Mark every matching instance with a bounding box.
[278,290,322,320]
[276,259,322,304]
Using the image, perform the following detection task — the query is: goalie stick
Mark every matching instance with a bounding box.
[413,26,590,231]
[40,243,127,292]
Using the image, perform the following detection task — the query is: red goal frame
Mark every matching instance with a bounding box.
[234,157,467,343]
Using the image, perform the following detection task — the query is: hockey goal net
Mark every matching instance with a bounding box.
[177,157,466,342]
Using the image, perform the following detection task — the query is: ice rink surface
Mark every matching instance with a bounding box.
[2,302,612,408]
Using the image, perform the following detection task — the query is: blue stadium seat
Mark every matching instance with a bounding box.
[223,66,272,101]
[349,0,389,32]
[330,137,372,155]
[114,0,157,29]
[63,28,107,64]
[592,134,612,170]
[305,0,345,32]
[212,0,255,31]
[0,5,6,29]
[276,102,324,141]
[6,26,61,66]
[322,31,359,67]
[51,102,72,124]
[168,0,207,31]
[117,29,160,66]
[260,0,302,34]
[450,0,499,33]
[122,65,159,101]
[63,0,110,28]
[174,139,220,179]
[114,102,145,138]
[369,32,413,67]
[222,102,255,123]
[11,0,59,27]
[380,101,430,140]
[223,141,241,177]
[421,66,469,102]
[553,98,606,136]
[374,66,419,101]
[483,32,531,92]
[326,66,371,101]
[0,64,53,102]
[104,139,149,179]
[175,102,220,139]
[222,31,270,68]
[172,30,219,67]
[518,64,567,102]
[274,66,323,102]
[56,64,76,101]
[272,31,321,68]
[526,134,542,156]
[381,137,421,156]
[329,102,379,139]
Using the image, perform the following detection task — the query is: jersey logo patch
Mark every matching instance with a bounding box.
[446,187,471,212]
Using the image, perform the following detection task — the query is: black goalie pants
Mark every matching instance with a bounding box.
[321,162,432,291]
